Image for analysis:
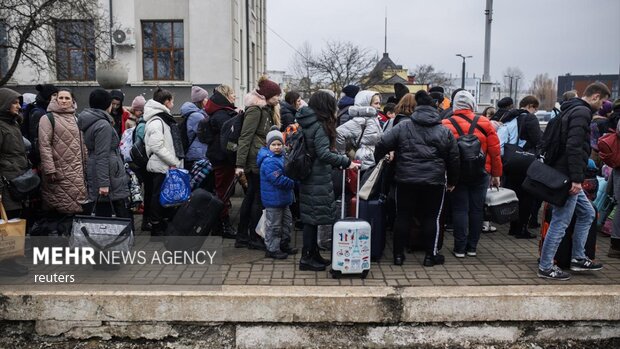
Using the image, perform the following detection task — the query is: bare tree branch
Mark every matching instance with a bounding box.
[529,73,557,110]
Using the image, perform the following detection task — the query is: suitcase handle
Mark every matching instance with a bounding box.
[342,164,360,219]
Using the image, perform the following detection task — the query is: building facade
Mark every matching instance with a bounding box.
[557,74,619,100]
[1,0,267,112]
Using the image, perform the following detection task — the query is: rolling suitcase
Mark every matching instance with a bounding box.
[164,188,224,252]
[359,198,385,261]
[331,169,371,279]
[539,202,597,268]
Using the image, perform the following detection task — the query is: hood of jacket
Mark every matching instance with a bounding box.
[257,146,281,168]
[46,98,75,115]
[77,108,113,132]
[354,90,378,107]
[144,99,171,121]
[411,105,442,126]
[500,108,528,123]
[561,97,595,114]
[180,101,202,117]
[244,90,268,108]
[206,90,235,115]
[280,101,296,115]
[338,95,355,109]
[296,106,318,129]
[0,88,21,123]
[348,106,377,118]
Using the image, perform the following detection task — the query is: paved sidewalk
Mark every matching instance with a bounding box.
[3,196,618,288]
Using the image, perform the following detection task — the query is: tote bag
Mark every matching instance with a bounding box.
[159,168,191,207]
[0,201,26,261]
[70,197,133,253]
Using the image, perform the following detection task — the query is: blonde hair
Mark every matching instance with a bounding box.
[272,103,281,129]
[215,84,234,99]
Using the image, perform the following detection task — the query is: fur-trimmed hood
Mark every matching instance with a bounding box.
[243,90,268,108]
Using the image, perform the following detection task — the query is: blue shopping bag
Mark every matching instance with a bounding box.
[159,168,191,207]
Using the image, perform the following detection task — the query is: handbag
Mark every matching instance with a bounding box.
[159,168,191,207]
[502,118,536,176]
[359,159,385,200]
[2,169,41,201]
[522,160,571,207]
[0,200,26,261]
[69,197,133,253]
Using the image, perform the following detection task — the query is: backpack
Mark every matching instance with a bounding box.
[598,131,620,168]
[538,111,570,165]
[196,117,213,144]
[119,127,135,162]
[283,123,314,181]
[448,114,487,183]
[129,119,156,172]
[220,108,250,155]
[178,111,197,154]
[28,107,54,166]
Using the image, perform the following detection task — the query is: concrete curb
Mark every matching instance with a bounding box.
[1,285,619,324]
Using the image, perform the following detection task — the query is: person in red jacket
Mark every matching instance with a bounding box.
[442,90,502,258]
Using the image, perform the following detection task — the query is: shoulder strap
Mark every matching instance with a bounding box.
[454,114,487,136]
[45,112,55,145]
[448,117,465,137]
[356,120,367,147]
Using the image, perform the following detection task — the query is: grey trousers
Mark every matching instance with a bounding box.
[265,207,293,252]
[613,169,620,239]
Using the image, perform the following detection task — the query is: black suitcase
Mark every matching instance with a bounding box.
[539,203,597,268]
[359,198,385,261]
[164,188,224,252]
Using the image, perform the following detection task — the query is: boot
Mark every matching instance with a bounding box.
[515,225,536,239]
[312,246,330,267]
[221,217,237,239]
[299,248,326,271]
[608,238,620,259]
[280,243,298,255]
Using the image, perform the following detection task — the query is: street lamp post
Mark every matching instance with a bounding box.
[504,75,514,100]
[514,77,521,103]
[456,54,473,89]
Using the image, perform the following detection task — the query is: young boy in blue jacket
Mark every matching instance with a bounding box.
[257,127,298,259]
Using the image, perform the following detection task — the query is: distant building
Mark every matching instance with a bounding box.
[557,74,619,100]
[266,70,294,93]
[363,53,426,103]
[446,77,481,103]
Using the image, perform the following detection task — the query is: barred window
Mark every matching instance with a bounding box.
[142,21,184,80]
[55,20,96,81]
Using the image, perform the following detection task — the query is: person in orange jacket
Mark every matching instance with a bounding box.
[442,90,502,258]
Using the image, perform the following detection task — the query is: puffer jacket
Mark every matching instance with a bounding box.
[236,91,276,174]
[336,106,383,170]
[257,147,295,208]
[375,105,460,186]
[205,90,237,166]
[551,98,594,183]
[77,108,129,202]
[297,106,350,225]
[442,109,503,177]
[180,102,208,162]
[279,101,297,131]
[144,99,182,174]
[0,88,29,211]
[39,98,87,213]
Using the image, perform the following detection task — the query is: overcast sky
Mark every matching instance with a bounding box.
[266,0,620,89]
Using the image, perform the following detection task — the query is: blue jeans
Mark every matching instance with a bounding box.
[450,174,489,253]
[539,190,595,271]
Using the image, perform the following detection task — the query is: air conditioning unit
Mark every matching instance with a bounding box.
[112,27,135,47]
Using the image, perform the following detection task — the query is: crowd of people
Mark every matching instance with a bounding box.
[0,77,618,281]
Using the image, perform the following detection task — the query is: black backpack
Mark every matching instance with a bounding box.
[220,108,252,155]
[448,114,487,183]
[130,119,162,172]
[196,117,213,144]
[27,107,53,166]
[283,123,314,181]
[178,111,198,154]
[538,110,571,166]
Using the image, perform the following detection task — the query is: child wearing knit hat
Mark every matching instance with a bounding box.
[257,126,297,259]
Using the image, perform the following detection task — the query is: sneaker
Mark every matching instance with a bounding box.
[466,250,477,257]
[452,250,465,258]
[537,265,571,280]
[570,258,603,271]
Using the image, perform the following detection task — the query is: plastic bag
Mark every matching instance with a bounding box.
[159,168,191,207]
[255,209,266,238]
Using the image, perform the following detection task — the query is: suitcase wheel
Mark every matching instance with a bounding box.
[360,270,369,279]
[330,269,342,279]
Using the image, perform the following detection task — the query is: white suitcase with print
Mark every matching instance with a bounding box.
[330,169,371,279]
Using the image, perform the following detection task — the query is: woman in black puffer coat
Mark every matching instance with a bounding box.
[374,90,460,267]
[297,91,359,271]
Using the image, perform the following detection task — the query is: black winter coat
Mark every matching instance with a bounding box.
[206,108,237,166]
[279,101,297,131]
[375,105,460,186]
[297,106,350,225]
[0,90,28,211]
[552,98,594,183]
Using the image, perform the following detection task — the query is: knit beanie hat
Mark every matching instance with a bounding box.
[256,76,282,100]
[429,86,445,94]
[429,91,445,106]
[394,83,410,103]
[266,125,284,146]
[342,85,360,99]
[35,84,59,102]
[414,90,434,106]
[89,89,113,110]
[131,95,146,111]
[110,90,124,102]
[598,100,613,116]
[191,86,209,103]
[453,90,477,112]
[497,97,514,109]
